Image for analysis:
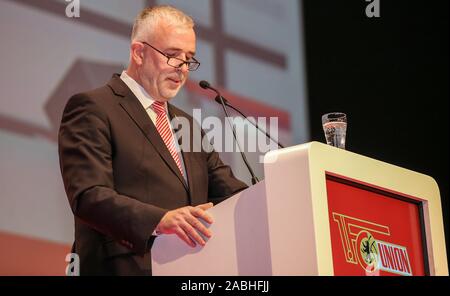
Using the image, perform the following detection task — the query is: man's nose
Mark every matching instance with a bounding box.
[177,63,189,74]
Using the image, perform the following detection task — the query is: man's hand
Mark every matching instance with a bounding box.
[155,202,214,247]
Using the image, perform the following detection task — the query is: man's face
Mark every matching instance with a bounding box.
[138,22,196,102]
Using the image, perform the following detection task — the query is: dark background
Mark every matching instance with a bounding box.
[302,0,449,270]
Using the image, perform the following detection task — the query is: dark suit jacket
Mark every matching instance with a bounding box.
[58,74,248,275]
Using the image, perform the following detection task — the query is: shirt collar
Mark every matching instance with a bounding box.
[120,70,161,111]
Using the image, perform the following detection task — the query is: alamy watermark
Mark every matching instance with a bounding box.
[65,253,80,276]
[365,0,380,18]
[65,0,80,18]
[172,109,280,163]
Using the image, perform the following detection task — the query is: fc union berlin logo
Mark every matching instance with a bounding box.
[332,213,413,276]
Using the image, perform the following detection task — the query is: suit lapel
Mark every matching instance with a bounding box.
[108,74,189,192]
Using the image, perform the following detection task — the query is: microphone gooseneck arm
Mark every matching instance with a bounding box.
[214,96,285,149]
[199,80,259,185]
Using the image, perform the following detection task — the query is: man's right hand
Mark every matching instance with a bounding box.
[155,202,214,247]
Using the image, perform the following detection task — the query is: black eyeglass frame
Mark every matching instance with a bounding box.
[140,41,200,71]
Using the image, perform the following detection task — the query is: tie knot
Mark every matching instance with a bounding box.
[152,101,166,115]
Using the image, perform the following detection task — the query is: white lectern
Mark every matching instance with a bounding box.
[152,142,448,276]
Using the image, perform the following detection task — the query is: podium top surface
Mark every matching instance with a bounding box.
[265,141,440,199]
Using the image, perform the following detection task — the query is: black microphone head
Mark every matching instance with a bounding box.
[199,80,210,89]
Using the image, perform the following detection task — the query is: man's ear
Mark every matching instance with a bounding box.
[130,42,144,66]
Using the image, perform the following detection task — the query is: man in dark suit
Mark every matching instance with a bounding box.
[58,5,247,275]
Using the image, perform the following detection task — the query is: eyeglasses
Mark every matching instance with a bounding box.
[140,41,200,71]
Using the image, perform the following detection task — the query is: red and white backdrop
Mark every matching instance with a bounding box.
[0,0,308,275]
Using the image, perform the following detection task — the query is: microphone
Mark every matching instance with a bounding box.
[199,80,259,185]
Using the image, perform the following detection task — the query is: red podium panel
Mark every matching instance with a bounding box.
[326,173,427,276]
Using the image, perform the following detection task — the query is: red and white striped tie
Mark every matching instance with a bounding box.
[152,101,185,178]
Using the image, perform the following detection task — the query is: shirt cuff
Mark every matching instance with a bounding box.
[152,227,162,236]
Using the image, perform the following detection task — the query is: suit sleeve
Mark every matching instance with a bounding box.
[58,93,166,256]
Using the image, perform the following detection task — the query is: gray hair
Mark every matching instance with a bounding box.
[131,5,195,43]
